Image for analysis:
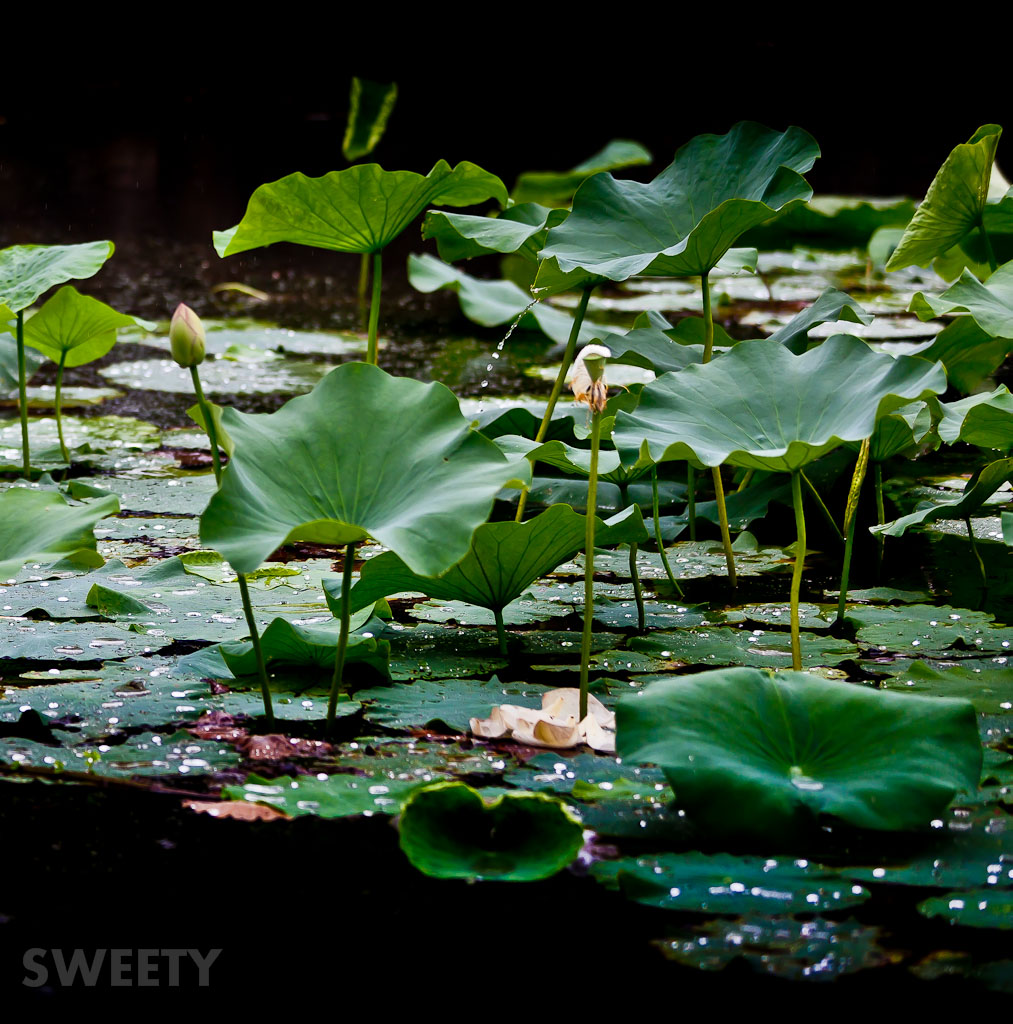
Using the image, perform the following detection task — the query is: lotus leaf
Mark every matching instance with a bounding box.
[214,161,507,258]
[225,772,425,819]
[767,287,873,354]
[0,241,114,313]
[616,668,982,836]
[397,781,583,881]
[422,203,566,263]
[911,260,1013,339]
[533,122,819,296]
[200,363,529,577]
[745,194,916,249]
[342,77,397,162]
[936,385,1013,449]
[613,335,946,472]
[918,890,1013,929]
[0,333,43,392]
[915,316,1012,394]
[846,603,1013,657]
[886,126,1002,272]
[512,139,652,206]
[879,658,1013,715]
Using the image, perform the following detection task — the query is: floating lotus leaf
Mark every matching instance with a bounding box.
[0,488,118,577]
[200,363,529,576]
[341,503,647,618]
[936,385,1013,449]
[214,161,507,257]
[406,253,614,345]
[23,286,152,366]
[879,658,1013,714]
[512,139,652,206]
[397,781,583,881]
[342,77,397,162]
[0,241,114,312]
[767,287,873,354]
[918,890,1013,930]
[616,667,982,836]
[910,261,1013,338]
[225,772,425,819]
[613,335,946,472]
[846,603,1013,657]
[532,122,819,296]
[886,126,1002,272]
[422,203,567,263]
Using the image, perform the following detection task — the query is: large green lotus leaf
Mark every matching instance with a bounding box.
[886,126,1002,271]
[910,261,1013,338]
[872,457,1013,537]
[398,782,583,881]
[879,658,1013,715]
[512,139,652,206]
[912,315,1012,394]
[0,241,114,312]
[532,123,818,295]
[0,489,118,577]
[493,435,621,477]
[0,332,44,392]
[744,194,916,249]
[846,604,1013,657]
[766,287,873,354]
[601,325,704,375]
[0,620,170,661]
[934,191,1013,281]
[616,668,982,836]
[340,503,647,616]
[592,852,869,915]
[200,363,529,576]
[918,890,1013,930]
[22,286,152,367]
[422,203,567,263]
[867,400,936,461]
[342,77,397,162]
[613,335,946,472]
[936,385,1013,449]
[214,161,507,257]
[406,253,614,345]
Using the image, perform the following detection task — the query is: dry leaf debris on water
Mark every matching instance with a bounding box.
[470,687,615,752]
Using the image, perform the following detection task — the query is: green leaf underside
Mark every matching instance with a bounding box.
[533,122,819,295]
[422,203,566,263]
[767,287,873,354]
[617,668,981,836]
[911,260,1013,339]
[613,335,946,472]
[512,139,652,206]
[936,385,1013,449]
[0,241,114,312]
[215,161,508,258]
[200,363,529,576]
[342,77,397,162]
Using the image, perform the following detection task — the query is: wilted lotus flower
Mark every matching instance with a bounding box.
[569,343,610,413]
[170,303,206,367]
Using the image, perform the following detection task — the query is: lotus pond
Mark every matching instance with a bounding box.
[1,115,1013,1002]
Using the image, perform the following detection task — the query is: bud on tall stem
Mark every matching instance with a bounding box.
[170,303,206,368]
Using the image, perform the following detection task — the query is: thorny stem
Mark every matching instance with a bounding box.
[327,542,357,731]
[367,251,383,366]
[579,405,602,721]
[16,311,29,478]
[652,465,684,597]
[55,353,69,464]
[790,470,807,671]
[516,286,594,523]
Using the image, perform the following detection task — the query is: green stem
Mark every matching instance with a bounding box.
[190,366,223,483]
[579,406,602,721]
[801,470,845,543]
[836,510,858,624]
[366,250,382,366]
[736,469,755,493]
[55,353,69,464]
[711,466,737,588]
[629,543,645,631]
[965,516,988,598]
[652,465,684,597]
[16,311,29,478]
[979,218,998,273]
[516,286,594,523]
[327,542,357,731]
[493,606,508,657]
[358,252,371,332]
[686,465,697,540]
[790,470,807,671]
[701,272,714,363]
[836,439,869,624]
[874,461,885,578]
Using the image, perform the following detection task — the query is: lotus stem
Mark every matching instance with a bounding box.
[579,405,602,721]
[358,252,371,332]
[736,469,754,493]
[652,464,684,597]
[493,606,508,657]
[629,543,645,631]
[801,470,845,543]
[686,465,697,540]
[701,272,715,363]
[16,311,29,478]
[54,353,69,464]
[366,251,382,366]
[189,367,223,482]
[790,470,806,671]
[516,285,594,523]
[874,461,885,578]
[965,516,988,601]
[327,541,357,730]
[979,219,998,274]
[836,439,870,623]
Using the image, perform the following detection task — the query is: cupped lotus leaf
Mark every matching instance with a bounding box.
[886,126,1002,272]
[214,161,508,258]
[342,77,397,162]
[767,287,873,354]
[532,123,819,296]
[613,335,947,473]
[407,253,614,345]
[512,139,652,206]
[911,261,1013,338]
[340,503,648,617]
[936,385,1013,449]
[0,488,119,577]
[397,781,583,881]
[0,241,114,312]
[200,363,530,576]
[493,434,621,477]
[601,325,704,375]
[867,401,937,461]
[616,668,982,837]
[872,457,1013,537]
[22,286,153,367]
[422,203,567,263]
[915,316,1012,394]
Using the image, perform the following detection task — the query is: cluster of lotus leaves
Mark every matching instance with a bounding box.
[200,363,530,577]
[613,335,947,472]
[617,668,983,838]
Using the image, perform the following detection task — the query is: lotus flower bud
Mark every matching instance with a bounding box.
[570,344,611,413]
[170,303,206,367]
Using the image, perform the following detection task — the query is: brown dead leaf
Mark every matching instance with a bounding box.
[183,799,288,822]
